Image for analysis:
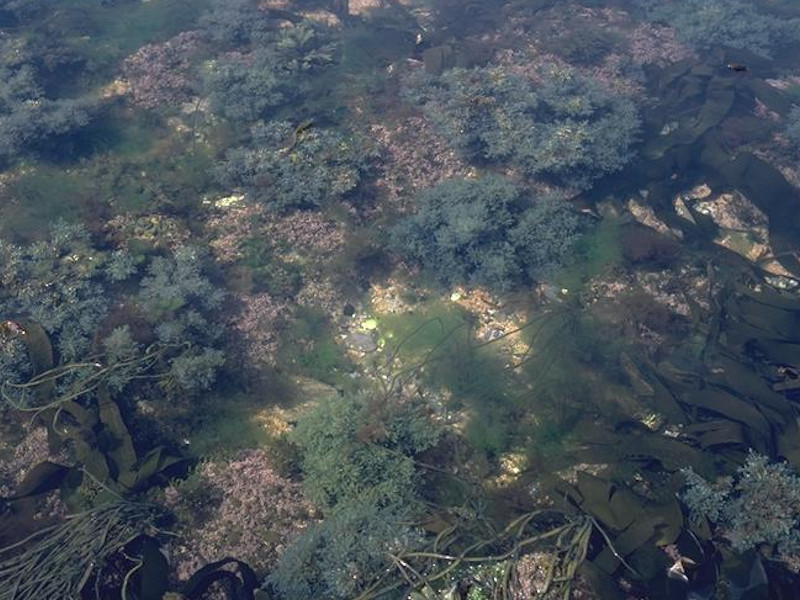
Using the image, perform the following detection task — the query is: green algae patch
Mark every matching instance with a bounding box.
[361,318,378,331]
[186,393,276,458]
[278,307,355,389]
[378,301,522,456]
[0,166,95,242]
[554,216,623,293]
[55,0,212,73]
[378,301,470,364]
[83,109,160,158]
[339,25,416,74]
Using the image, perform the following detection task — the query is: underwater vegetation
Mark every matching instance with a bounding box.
[270,500,423,600]
[202,14,338,123]
[217,120,373,211]
[0,36,99,164]
[5,0,800,598]
[644,0,800,58]
[391,175,582,291]
[544,16,627,66]
[404,64,640,190]
[0,222,108,371]
[199,0,278,46]
[0,223,228,398]
[289,392,440,512]
[683,452,800,561]
[375,302,523,457]
[136,246,227,393]
[164,448,314,579]
[0,336,225,599]
[199,0,345,49]
[620,224,682,268]
[0,501,163,600]
[269,392,440,599]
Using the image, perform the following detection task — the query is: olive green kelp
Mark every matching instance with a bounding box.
[0,322,189,498]
[620,50,800,277]
[0,323,207,600]
[542,279,800,599]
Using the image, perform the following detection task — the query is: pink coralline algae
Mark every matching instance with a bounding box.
[627,23,695,67]
[164,449,315,580]
[265,211,346,256]
[496,46,643,101]
[585,52,646,98]
[0,426,64,497]
[370,117,472,211]
[549,5,694,67]
[230,292,289,368]
[207,204,344,263]
[295,275,343,315]
[512,552,603,600]
[122,31,202,109]
[499,3,692,94]
[206,204,267,263]
[510,553,550,599]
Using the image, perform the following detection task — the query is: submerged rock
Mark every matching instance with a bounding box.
[675,185,780,264]
[628,196,681,238]
[764,275,800,291]
[346,331,378,353]
[693,190,768,233]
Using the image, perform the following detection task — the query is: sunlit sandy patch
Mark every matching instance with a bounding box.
[100,78,130,99]
[449,286,531,362]
[348,0,382,16]
[369,278,417,314]
[252,377,337,437]
[490,450,530,487]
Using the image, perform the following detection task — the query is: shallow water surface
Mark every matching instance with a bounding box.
[2,1,800,599]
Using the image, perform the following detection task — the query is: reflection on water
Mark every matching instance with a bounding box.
[2,0,800,598]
